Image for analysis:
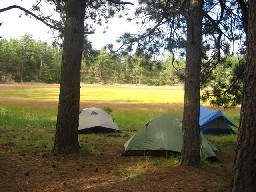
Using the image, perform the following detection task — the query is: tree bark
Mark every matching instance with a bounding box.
[53,0,86,154]
[180,0,203,166]
[230,0,256,191]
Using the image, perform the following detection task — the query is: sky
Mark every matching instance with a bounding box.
[0,0,139,50]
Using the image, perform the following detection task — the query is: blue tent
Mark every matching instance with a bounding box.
[200,105,237,134]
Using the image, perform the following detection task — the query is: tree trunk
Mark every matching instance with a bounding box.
[230,1,256,191]
[53,0,85,154]
[180,0,203,166]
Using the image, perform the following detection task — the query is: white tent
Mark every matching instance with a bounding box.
[78,107,120,133]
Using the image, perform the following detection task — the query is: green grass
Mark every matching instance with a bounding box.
[0,84,240,158]
[0,85,185,103]
[0,106,56,128]
[0,87,59,100]
[113,111,159,132]
[80,86,185,103]
[0,105,56,154]
[205,134,238,149]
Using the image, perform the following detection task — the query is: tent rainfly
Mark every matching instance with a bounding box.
[123,114,218,161]
[78,107,120,133]
[200,105,236,134]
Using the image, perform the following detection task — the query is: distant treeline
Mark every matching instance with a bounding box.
[0,34,242,90]
[0,34,62,83]
[0,34,186,85]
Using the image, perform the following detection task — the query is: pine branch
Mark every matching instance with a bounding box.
[0,5,61,30]
[236,0,248,32]
[106,0,134,5]
[0,5,95,35]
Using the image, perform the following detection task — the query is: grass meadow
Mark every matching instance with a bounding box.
[0,83,241,153]
[0,84,185,103]
[0,83,241,191]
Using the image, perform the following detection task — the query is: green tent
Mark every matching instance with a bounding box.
[124,114,218,161]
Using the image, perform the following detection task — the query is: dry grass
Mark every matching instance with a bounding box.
[0,83,185,103]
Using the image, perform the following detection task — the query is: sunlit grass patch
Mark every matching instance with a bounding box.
[0,84,185,104]
[113,157,152,179]
[0,87,60,100]
[80,85,184,103]
[114,155,180,180]
[153,156,180,168]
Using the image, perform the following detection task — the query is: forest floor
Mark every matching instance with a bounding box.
[0,136,235,192]
[0,83,236,192]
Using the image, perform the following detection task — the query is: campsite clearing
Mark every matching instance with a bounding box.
[0,83,240,192]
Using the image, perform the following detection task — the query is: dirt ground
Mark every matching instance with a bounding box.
[0,84,235,192]
[0,134,235,192]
